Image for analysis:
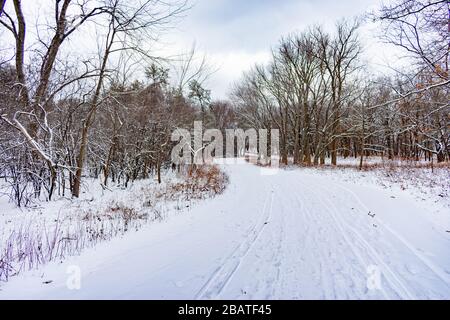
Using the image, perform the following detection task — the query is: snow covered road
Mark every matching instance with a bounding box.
[1,161,449,299]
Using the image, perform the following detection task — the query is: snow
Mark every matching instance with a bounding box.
[0,160,449,299]
[0,171,188,281]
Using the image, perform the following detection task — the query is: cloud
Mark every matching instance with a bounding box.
[3,0,397,100]
[162,0,395,99]
[205,50,272,99]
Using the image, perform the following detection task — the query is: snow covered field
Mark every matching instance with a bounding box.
[0,160,449,299]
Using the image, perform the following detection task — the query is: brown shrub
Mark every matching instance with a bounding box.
[163,165,229,201]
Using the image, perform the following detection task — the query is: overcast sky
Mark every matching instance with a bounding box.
[1,0,402,100]
[161,0,400,99]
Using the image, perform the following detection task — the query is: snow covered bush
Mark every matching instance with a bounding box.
[0,165,229,283]
[162,165,229,201]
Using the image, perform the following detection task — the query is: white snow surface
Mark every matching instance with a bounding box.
[0,160,449,299]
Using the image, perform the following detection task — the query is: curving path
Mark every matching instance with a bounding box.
[1,161,449,299]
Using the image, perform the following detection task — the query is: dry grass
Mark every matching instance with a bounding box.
[0,203,149,282]
[339,159,449,171]
[160,165,229,201]
[297,158,450,206]
[376,165,449,203]
[82,204,148,224]
[246,155,449,206]
[0,165,229,282]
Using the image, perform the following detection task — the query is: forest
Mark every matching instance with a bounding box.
[0,0,448,204]
[0,0,449,301]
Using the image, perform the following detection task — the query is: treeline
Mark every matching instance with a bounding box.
[0,58,236,206]
[231,1,449,167]
[0,0,448,208]
[0,0,235,206]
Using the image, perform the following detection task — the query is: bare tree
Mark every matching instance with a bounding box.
[312,20,361,165]
[0,0,108,200]
[377,0,449,81]
[70,0,189,197]
[0,0,6,16]
[0,0,191,205]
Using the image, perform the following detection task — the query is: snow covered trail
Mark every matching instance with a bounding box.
[1,161,449,299]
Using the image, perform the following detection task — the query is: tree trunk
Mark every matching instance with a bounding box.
[72,28,115,197]
[157,162,161,184]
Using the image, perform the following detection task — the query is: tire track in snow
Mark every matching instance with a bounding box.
[307,178,416,299]
[245,182,285,299]
[325,180,450,288]
[296,187,338,298]
[195,188,275,299]
[269,183,304,299]
[293,180,387,299]
[268,198,287,299]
